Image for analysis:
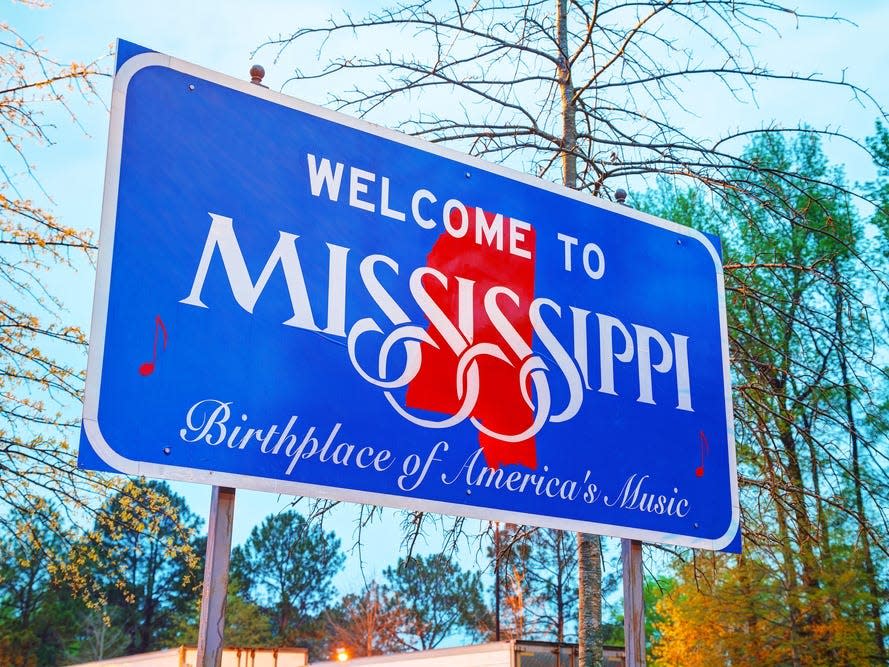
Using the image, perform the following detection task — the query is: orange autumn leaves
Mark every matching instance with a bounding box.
[651,553,875,666]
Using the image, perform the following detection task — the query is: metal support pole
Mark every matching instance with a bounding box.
[622,539,645,666]
[494,522,501,641]
[613,190,645,666]
[196,486,236,667]
[197,64,263,667]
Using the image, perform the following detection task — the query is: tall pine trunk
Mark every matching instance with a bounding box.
[556,1,603,664]
[833,262,886,663]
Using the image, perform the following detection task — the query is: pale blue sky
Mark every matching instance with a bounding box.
[8,0,889,595]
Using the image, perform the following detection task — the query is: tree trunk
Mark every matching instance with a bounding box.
[834,272,886,664]
[555,0,603,664]
[775,494,803,667]
[775,271,821,596]
[802,411,831,561]
[777,425,820,592]
[577,534,602,667]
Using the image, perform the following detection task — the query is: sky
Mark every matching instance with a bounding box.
[7,0,889,597]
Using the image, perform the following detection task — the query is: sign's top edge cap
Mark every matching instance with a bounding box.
[115,39,155,74]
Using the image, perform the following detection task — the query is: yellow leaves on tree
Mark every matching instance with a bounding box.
[651,552,875,666]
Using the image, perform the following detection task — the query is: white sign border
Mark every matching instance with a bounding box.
[82,46,740,551]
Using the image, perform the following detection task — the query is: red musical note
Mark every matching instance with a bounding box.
[696,430,709,477]
[139,315,168,377]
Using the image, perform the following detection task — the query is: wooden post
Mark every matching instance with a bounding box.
[196,486,236,667]
[622,538,645,666]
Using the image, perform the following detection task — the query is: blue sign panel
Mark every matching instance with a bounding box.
[81,42,738,550]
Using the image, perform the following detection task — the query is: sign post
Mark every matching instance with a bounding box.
[622,538,645,666]
[195,486,235,667]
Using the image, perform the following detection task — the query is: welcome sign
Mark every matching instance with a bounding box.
[80,41,739,550]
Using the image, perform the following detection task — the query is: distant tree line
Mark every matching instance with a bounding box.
[0,480,200,666]
[0,478,601,665]
[0,481,491,664]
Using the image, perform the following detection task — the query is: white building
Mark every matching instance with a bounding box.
[66,640,624,667]
[68,646,308,667]
[312,641,624,667]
